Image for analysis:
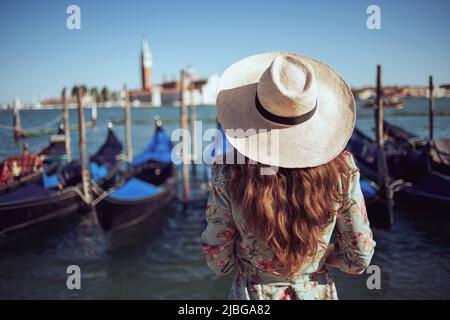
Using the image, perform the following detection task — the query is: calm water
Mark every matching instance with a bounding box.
[0,98,449,299]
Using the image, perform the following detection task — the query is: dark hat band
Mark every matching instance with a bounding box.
[255,94,317,126]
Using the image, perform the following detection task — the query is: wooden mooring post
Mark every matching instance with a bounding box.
[180,70,190,204]
[189,79,197,175]
[375,65,387,184]
[375,64,393,225]
[124,85,133,162]
[428,75,434,141]
[76,88,92,203]
[13,104,21,140]
[375,64,384,150]
[62,87,72,162]
[91,96,98,127]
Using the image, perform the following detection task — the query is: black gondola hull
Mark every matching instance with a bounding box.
[95,176,177,232]
[0,128,122,236]
[348,128,450,209]
[366,195,394,229]
[0,190,82,235]
[0,171,116,236]
[395,187,450,211]
[384,121,450,176]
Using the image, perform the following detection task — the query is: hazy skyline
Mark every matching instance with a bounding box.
[1,0,449,103]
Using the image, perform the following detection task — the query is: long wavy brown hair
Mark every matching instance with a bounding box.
[226,151,353,277]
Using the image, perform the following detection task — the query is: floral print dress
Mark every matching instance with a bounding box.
[201,153,376,300]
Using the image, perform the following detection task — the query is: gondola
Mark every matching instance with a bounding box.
[345,128,396,228]
[384,121,450,176]
[0,125,68,194]
[93,122,177,232]
[348,127,450,210]
[0,127,122,236]
[382,122,450,208]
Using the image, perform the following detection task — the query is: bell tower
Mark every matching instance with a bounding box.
[141,39,152,91]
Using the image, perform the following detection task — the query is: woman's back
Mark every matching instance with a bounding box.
[201,152,375,300]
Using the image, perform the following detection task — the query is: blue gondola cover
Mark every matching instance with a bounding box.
[90,162,108,181]
[109,178,160,200]
[132,128,173,166]
[360,180,377,200]
[42,171,59,189]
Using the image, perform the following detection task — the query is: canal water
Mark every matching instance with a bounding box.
[0,98,449,299]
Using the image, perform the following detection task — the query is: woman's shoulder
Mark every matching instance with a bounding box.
[211,151,234,177]
[342,150,359,173]
[211,161,230,194]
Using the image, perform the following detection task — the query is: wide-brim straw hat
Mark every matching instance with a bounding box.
[216,51,356,168]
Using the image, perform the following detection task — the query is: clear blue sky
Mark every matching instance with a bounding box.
[0,0,449,103]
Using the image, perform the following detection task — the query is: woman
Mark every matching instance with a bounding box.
[202,52,375,300]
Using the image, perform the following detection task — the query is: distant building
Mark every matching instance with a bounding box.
[356,87,375,100]
[160,80,180,106]
[40,94,95,108]
[152,86,161,106]
[400,86,427,97]
[382,86,402,96]
[438,84,450,97]
[40,97,66,106]
[155,74,219,106]
[200,74,220,105]
[129,89,152,104]
[354,85,431,99]
[141,39,152,91]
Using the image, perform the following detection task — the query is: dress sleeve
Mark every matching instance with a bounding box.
[334,153,376,275]
[201,163,237,276]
